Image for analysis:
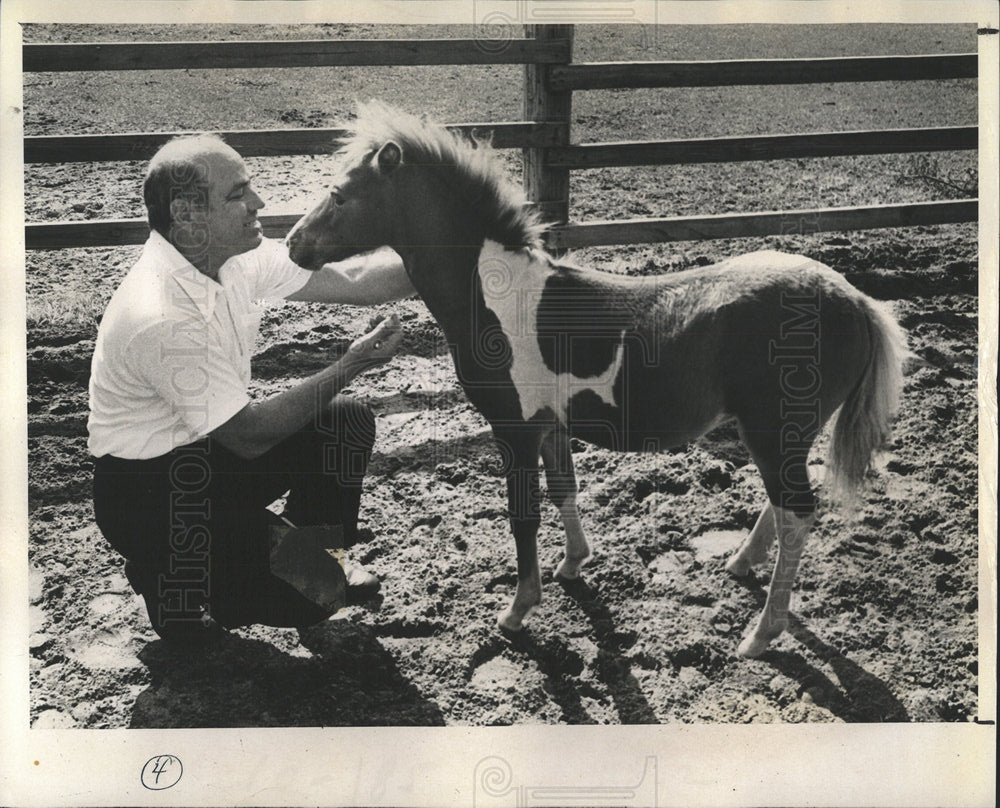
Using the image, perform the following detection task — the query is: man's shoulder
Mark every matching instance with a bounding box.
[100,261,190,342]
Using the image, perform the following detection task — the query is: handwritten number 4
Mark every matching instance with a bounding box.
[151,757,171,784]
[141,754,182,790]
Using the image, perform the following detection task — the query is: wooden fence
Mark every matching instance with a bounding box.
[23,25,978,251]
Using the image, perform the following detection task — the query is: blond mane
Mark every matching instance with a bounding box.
[338,101,549,249]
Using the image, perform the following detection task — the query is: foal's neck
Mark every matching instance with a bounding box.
[391,176,492,328]
[397,242,483,330]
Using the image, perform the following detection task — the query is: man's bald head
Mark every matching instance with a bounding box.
[143,134,242,238]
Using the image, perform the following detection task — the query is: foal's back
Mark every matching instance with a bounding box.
[547,249,875,449]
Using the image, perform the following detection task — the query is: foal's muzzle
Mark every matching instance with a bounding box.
[285,224,321,270]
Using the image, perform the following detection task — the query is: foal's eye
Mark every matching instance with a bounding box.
[331,191,345,207]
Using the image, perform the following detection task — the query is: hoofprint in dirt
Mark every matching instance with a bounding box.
[27,224,978,727]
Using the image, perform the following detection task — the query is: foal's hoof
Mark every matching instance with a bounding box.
[554,555,590,581]
[724,555,753,578]
[554,564,580,581]
[736,634,771,658]
[497,610,525,633]
[736,619,786,658]
[497,602,539,633]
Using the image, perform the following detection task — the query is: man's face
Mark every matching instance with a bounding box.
[201,150,265,266]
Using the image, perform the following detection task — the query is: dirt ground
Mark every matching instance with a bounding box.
[22,24,982,727]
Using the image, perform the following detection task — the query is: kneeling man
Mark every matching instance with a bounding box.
[88,134,413,644]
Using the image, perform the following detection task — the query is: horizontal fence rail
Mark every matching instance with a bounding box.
[26,214,294,250]
[24,121,564,164]
[24,124,975,168]
[549,53,977,91]
[22,37,571,71]
[25,200,977,251]
[547,126,977,169]
[547,200,978,250]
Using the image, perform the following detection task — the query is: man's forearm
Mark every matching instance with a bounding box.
[212,352,369,459]
[288,248,415,305]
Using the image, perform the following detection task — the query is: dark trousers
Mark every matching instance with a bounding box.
[93,397,376,642]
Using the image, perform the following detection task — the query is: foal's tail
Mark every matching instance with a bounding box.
[827,297,908,505]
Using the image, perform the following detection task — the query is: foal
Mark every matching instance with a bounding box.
[287,103,906,657]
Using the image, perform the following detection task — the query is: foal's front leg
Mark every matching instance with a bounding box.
[540,427,591,580]
[496,431,544,632]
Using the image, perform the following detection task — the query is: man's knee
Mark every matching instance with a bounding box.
[322,396,376,450]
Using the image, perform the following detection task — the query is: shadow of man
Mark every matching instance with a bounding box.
[130,622,445,728]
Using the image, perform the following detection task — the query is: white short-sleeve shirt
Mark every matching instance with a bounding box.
[87,232,312,459]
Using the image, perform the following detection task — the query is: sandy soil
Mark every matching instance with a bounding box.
[23,24,980,727]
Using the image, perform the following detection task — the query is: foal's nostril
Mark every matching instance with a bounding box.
[285,233,309,266]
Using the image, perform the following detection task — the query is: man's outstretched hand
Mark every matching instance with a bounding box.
[347,313,403,369]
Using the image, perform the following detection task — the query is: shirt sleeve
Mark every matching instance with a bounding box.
[127,320,251,438]
[245,237,314,300]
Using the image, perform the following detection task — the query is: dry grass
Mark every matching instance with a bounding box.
[26,288,105,333]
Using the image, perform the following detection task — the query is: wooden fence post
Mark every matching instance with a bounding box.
[523,24,574,226]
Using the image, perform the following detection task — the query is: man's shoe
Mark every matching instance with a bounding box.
[344,561,380,604]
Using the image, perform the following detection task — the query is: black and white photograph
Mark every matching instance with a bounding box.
[1,1,996,805]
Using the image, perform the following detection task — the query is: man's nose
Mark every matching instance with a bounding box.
[249,189,265,210]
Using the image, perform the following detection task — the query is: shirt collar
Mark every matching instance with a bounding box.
[145,230,221,322]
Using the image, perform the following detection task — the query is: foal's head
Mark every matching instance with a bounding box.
[285,133,400,269]
[286,101,547,269]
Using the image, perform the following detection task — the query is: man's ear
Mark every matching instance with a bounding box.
[376,141,402,174]
[170,196,195,225]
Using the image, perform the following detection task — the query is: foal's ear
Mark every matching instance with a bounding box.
[376,141,402,174]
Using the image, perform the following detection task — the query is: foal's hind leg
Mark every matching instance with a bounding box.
[725,503,776,577]
[540,427,591,580]
[735,420,819,658]
[737,506,815,657]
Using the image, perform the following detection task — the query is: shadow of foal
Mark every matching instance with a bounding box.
[129,623,445,728]
[559,577,660,724]
[731,572,908,721]
[495,576,658,724]
[760,614,909,722]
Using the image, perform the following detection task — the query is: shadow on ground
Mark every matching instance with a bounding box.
[760,614,910,722]
[493,577,658,724]
[732,572,909,721]
[130,622,445,728]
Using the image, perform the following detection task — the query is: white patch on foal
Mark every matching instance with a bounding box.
[477,240,624,423]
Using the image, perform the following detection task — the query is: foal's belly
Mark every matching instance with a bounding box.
[564,369,726,453]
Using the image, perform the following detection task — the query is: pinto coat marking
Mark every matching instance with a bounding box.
[477,240,625,424]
